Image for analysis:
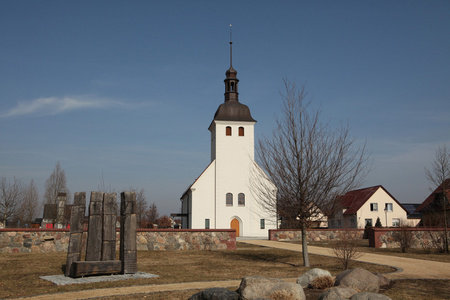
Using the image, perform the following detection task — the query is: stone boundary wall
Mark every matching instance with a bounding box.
[269,229,364,242]
[0,229,236,253]
[368,227,446,248]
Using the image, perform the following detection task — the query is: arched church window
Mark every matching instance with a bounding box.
[239,127,244,136]
[226,193,233,206]
[226,126,232,136]
[230,82,235,92]
[238,193,245,206]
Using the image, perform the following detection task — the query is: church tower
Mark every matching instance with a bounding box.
[180,36,276,237]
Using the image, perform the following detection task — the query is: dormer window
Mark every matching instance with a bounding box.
[226,126,232,136]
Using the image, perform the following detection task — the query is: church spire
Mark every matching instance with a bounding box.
[224,24,239,102]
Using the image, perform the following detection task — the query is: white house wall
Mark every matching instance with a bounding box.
[356,188,407,228]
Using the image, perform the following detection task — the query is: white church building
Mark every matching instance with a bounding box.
[179,41,277,237]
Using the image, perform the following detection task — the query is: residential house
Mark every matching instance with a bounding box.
[402,203,422,227]
[328,185,408,229]
[415,178,450,227]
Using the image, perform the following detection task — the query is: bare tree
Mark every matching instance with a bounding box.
[392,219,415,253]
[44,161,69,205]
[332,230,362,270]
[255,80,370,267]
[20,179,40,227]
[146,202,159,227]
[425,144,449,253]
[0,177,24,227]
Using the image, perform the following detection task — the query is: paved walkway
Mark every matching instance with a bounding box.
[22,240,450,299]
[240,239,450,280]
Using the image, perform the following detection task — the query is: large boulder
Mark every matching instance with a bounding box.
[350,292,392,300]
[318,287,359,300]
[189,287,239,300]
[296,268,332,288]
[239,276,305,300]
[334,268,380,293]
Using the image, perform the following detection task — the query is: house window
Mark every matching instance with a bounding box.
[226,193,233,206]
[238,193,245,206]
[226,126,232,136]
[337,219,342,228]
[392,218,400,227]
[370,203,378,212]
[365,218,373,227]
[260,219,265,229]
[385,203,393,212]
[350,218,356,228]
[205,219,210,229]
[239,127,244,136]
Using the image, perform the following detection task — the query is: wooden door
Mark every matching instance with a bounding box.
[230,219,240,237]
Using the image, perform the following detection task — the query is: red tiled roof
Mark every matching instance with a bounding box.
[339,185,403,215]
[340,186,381,215]
[415,178,450,212]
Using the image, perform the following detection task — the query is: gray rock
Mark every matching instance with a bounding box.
[239,276,305,300]
[376,274,390,288]
[296,268,332,288]
[238,276,284,294]
[334,268,380,293]
[189,287,239,300]
[318,287,359,300]
[350,292,392,300]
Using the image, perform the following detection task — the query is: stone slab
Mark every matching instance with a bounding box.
[40,272,158,286]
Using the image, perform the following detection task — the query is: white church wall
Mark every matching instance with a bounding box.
[190,162,216,229]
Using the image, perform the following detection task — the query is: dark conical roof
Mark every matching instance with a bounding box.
[213,100,255,122]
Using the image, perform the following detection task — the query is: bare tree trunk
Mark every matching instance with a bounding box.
[301,222,310,267]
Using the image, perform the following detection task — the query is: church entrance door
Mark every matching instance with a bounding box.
[230,218,240,237]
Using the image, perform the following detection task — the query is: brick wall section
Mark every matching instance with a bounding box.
[368,227,446,248]
[0,229,236,253]
[269,229,364,242]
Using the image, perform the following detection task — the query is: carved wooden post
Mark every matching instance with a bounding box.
[102,193,117,261]
[120,192,137,274]
[65,192,86,277]
[86,191,103,261]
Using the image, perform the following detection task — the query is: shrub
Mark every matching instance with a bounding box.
[375,217,382,227]
[309,276,335,289]
[332,230,362,270]
[391,220,414,253]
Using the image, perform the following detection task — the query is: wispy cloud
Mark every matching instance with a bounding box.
[1,96,146,117]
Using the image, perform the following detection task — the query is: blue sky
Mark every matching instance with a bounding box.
[1,1,449,216]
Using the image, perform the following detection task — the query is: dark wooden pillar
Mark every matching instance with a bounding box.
[120,192,137,274]
[86,191,103,261]
[102,193,117,261]
[65,192,86,277]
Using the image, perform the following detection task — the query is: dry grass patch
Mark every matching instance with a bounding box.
[0,243,394,299]
[382,279,450,300]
